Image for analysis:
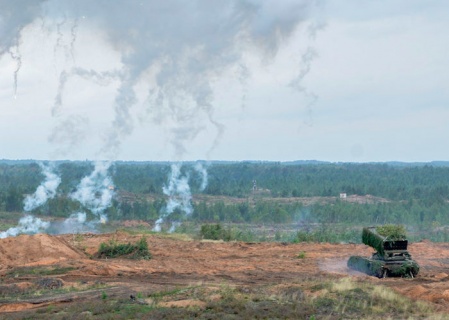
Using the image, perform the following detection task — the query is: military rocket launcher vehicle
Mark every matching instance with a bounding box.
[347,226,419,278]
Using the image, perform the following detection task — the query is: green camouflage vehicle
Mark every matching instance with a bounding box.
[347,226,419,278]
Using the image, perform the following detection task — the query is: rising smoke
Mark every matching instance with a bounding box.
[69,161,114,224]
[153,163,193,232]
[0,162,60,238]
[0,161,115,238]
[0,1,323,235]
[194,162,208,192]
[23,162,61,211]
[0,0,322,159]
[153,161,210,232]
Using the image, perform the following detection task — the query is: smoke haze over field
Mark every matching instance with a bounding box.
[1,1,449,162]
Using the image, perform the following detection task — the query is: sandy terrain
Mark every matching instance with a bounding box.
[1,232,449,314]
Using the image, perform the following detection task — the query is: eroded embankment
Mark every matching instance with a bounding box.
[0,233,449,314]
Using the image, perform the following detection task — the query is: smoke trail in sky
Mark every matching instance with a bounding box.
[9,47,22,99]
[24,162,61,212]
[289,46,319,126]
[52,67,122,117]
[69,18,78,63]
[153,163,193,232]
[0,0,45,97]
[69,161,114,223]
[0,0,322,159]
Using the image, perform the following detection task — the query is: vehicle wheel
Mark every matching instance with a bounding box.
[376,268,386,279]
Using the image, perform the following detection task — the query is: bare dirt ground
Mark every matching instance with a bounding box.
[1,232,449,315]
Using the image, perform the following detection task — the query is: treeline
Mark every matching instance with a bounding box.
[1,161,449,226]
[206,163,449,200]
[4,161,449,198]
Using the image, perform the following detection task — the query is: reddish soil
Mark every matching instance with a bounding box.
[1,232,449,314]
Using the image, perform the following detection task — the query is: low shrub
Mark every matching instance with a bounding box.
[96,236,151,259]
[199,223,231,241]
[294,227,359,243]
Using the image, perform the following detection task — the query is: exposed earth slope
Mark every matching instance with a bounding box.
[0,232,449,317]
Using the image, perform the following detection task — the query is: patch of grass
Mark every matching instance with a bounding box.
[158,232,194,241]
[0,280,94,300]
[115,227,156,235]
[73,233,84,242]
[6,266,76,278]
[310,282,331,292]
[310,277,434,318]
[1,279,441,320]
[117,226,194,241]
[148,286,196,304]
[0,284,27,298]
[296,251,306,259]
[96,236,151,259]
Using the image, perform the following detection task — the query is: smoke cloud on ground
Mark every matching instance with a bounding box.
[69,161,114,224]
[0,215,50,239]
[153,161,210,232]
[0,160,115,238]
[0,162,59,238]
[153,163,193,232]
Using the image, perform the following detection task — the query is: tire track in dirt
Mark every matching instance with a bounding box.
[1,233,449,312]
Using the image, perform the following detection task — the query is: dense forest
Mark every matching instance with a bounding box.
[1,160,449,227]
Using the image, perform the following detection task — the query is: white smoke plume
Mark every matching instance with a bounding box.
[24,162,61,212]
[153,163,193,232]
[0,0,322,160]
[0,162,60,238]
[69,161,114,223]
[0,215,50,239]
[194,162,208,192]
[0,161,114,238]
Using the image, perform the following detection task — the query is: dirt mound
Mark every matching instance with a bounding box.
[2,232,449,315]
[0,234,85,267]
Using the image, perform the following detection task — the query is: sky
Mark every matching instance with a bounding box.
[0,0,448,163]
